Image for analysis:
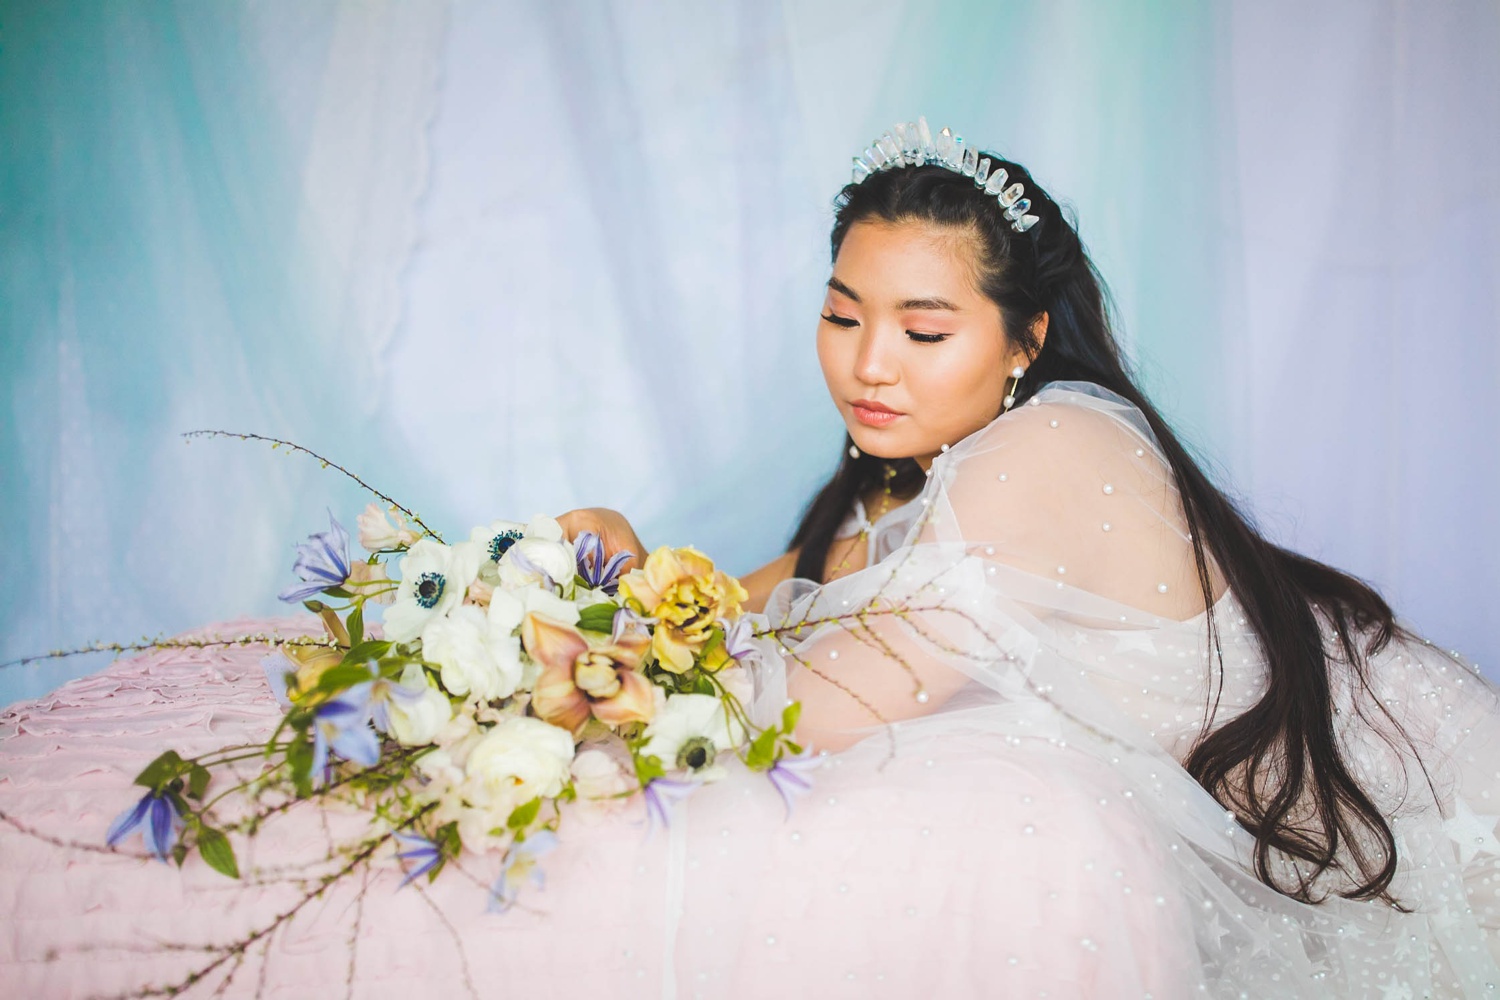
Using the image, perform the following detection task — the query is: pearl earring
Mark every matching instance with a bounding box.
[848,443,860,459]
[1003,365,1025,411]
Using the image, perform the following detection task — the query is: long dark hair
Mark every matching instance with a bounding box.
[790,152,1407,904]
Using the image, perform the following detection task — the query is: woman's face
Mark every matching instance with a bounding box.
[817,219,1033,467]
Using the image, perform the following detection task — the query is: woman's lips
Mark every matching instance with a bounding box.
[851,400,904,427]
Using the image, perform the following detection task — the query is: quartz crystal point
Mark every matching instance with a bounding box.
[936,127,954,167]
[984,168,1010,195]
[998,182,1024,208]
[1013,214,1040,233]
[878,132,902,166]
[851,157,871,183]
[961,145,977,176]
[975,158,991,185]
[917,116,934,159]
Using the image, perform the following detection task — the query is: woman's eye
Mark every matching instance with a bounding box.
[906,331,950,344]
[820,312,858,328]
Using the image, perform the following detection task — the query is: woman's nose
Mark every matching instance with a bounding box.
[853,328,898,386]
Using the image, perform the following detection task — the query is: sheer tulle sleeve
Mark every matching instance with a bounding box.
[763,382,1221,751]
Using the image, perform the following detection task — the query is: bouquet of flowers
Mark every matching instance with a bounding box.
[104,501,816,913]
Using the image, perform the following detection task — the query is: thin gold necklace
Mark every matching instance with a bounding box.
[827,464,899,581]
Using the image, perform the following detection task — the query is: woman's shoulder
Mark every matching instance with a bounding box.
[942,381,1167,487]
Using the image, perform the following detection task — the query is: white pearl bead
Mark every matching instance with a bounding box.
[997,473,1008,482]
[940,443,950,452]
[848,445,859,459]
[1157,583,1169,594]
[1049,419,1059,428]
[1102,483,1114,495]
[1101,522,1112,532]
[915,689,930,704]
[828,650,839,660]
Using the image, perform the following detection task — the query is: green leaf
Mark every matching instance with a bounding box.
[340,640,393,667]
[634,753,666,785]
[134,750,187,791]
[689,675,716,696]
[314,662,378,694]
[197,827,240,879]
[576,602,618,634]
[347,605,365,647]
[287,735,314,798]
[187,763,211,801]
[780,701,802,735]
[323,586,353,599]
[506,797,542,832]
[745,728,778,771]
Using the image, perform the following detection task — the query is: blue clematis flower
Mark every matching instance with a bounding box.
[488,830,559,914]
[393,830,443,888]
[574,531,632,595]
[310,682,381,781]
[720,616,763,668]
[279,511,352,603]
[766,751,822,819]
[641,777,698,837]
[107,789,183,861]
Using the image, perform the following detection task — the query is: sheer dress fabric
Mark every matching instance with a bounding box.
[2,381,1498,998]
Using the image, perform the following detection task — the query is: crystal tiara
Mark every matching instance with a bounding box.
[850,116,1041,234]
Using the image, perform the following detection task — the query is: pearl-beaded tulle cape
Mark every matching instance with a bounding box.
[3,381,1498,998]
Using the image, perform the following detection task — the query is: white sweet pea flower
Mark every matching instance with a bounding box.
[497,537,578,595]
[715,666,755,709]
[639,692,745,781]
[387,664,454,747]
[421,604,524,702]
[357,502,421,552]
[570,748,633,802]
[384,540,483,643]
[463,716,576,815]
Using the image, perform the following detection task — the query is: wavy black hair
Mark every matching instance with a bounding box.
[789,152,1411,904]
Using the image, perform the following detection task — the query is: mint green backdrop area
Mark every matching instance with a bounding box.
[2,1,1497,707]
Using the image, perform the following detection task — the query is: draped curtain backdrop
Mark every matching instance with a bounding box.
[2,0,1496,706]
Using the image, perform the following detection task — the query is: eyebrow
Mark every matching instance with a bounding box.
[826,276,961,312]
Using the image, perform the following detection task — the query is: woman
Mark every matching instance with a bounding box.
[558,118,1500,994]
[3,119,1497,998]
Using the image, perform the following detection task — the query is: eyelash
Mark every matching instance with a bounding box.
[820,313,951,344]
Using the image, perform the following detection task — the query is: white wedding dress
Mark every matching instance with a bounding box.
[2,381,1497,998]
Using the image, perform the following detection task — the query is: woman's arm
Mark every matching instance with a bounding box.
[740,549,800,614]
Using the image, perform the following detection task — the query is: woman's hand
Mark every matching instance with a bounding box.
[555,507,648,572]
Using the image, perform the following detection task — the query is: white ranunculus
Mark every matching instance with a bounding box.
[387,664,454,747]
[639,693,745,781]
[488,584,580,633]
[384,539,483,643]
[497,537,579,594]
[463,716,576,812]
[421,604,524,702]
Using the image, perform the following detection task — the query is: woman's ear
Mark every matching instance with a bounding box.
[1010,312,1047,371]
[1030,311,1049,359]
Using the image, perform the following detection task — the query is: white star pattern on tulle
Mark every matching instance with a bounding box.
[1112,632,1158,655]
[1379,980,1416,1000]
[1443,796,1500,864]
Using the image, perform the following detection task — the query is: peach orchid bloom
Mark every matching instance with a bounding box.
[523,613,655,732]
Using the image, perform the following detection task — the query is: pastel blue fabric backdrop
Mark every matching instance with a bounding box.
[3,0,1497,706]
